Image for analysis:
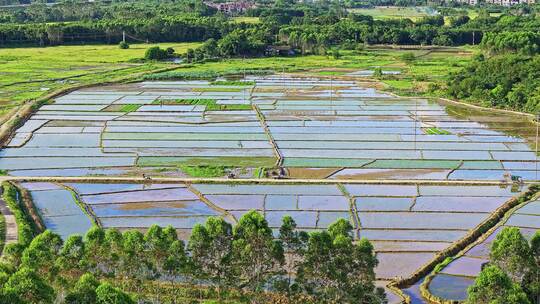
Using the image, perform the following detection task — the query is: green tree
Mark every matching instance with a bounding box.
[296,219,382,303]
[103,228,124,276]
[188,217,234,297]
[118,41,129,49]
[95,282,134,304]
[2,267,55,304]
[56,235,86,278]
[401,52,416,65]
[144,225,175,278]
[120,230,151,292]
[83,226,106,275]
[467,265,531,304]
[232,210,284,291]
[64,273,100,304]
[491,227,536,284]
[145,46,169,60]
[277,216,307,294]
[21,230,63,280]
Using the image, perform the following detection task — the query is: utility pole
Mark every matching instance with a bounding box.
[534,113,540,180]
[330,75,333,103]
[414,99,418,151]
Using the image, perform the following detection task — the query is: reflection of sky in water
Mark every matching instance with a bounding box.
[2,76,538,179]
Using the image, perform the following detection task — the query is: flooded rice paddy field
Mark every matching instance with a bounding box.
[4,75,540,303]
[16,181,524,284]
[426,196,540,302]
[1,75,539,180]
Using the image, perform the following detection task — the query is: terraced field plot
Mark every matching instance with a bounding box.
[426,195,540,301]
[16,181,524,284]
[1,76,538,180]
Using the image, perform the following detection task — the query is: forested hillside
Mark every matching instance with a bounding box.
[447,29,540,113]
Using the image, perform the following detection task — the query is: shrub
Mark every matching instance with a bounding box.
[144,46,169,60]
[118,41,129,49]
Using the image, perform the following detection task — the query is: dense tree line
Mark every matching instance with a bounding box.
[0,209,387,303]
[481,31,540,55]
[1,0,539,51]
[467,227,540,304]
[447,51,540,113]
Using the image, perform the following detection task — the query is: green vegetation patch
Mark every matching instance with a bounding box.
[365,159,461,169]
[144,69,272,80]
[180,165,230,177]
[0,213,5,254]
[210,80,255,86]
[424,127,452,135]
[138,156,276,168]
[282,158,373,168]
[152,98,251,111]
[119,104,142,113]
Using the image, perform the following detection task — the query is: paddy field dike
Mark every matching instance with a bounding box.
[3,74,539,303]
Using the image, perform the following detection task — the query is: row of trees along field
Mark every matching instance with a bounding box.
[467,227,540,304]
[0,207,387,304]
[0,0,539,50]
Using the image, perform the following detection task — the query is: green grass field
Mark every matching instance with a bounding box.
[348,6,438,20]
[0,42,200,120]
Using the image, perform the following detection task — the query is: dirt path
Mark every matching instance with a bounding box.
[0,175,526,186]
[0,187,18,249]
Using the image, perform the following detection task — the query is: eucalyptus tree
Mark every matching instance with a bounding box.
[232,210,285,292]
[467,265,531,304]
[188,216,235,298]
[296,219,383,303]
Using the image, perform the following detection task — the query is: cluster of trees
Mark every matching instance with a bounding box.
[144,46,175,60]
[467,227,540,304]
[0,14,231,45]
[185,29,268,61]
[0,210,387,303]
[0,0,216,24]
[0,0,539,52]
[447,53,540,113]
[481,31,540,55]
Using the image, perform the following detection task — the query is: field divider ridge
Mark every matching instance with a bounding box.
[418,185,540,304]
[252,104,283,167]
[387,184,540,303]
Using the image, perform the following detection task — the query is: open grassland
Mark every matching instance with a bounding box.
[0,42,200,120]
[348,6,438,20]
[233,16,260,24]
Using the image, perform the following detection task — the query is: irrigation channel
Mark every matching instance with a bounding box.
[1,74,540,303]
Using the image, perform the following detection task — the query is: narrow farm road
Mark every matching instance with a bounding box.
[0,187,18,249]
[0,175,527,186]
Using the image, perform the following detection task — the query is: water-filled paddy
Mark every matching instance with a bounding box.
[5,74,539,302]
[426,196,540,302]
[15,181,523,287]
[1,75,538,179]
